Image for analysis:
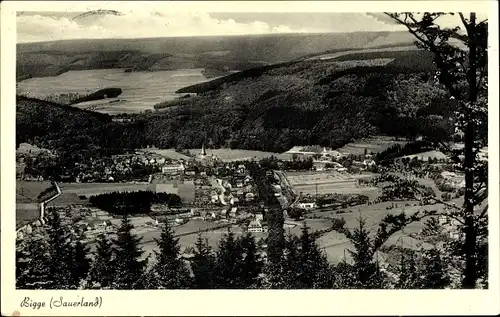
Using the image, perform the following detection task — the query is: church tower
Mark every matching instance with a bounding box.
[201,142,207,157]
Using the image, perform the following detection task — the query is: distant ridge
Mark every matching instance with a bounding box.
[73,9,124,20]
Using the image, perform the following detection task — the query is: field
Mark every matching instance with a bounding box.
[138,149,191,160]
[16,68,214,114]
[58,182,150,196]
[315,200,447,264]
[337,135,407,155]
[137,218,332,257]
[285,171,379,199]
[187,148,294,161]
[305,45,418,61]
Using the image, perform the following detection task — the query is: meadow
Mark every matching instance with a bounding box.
[337,135,407,155]
[187,148,294,161]
[285,171,380,199]
[16,68,215,114]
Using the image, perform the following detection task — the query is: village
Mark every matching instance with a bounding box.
[16,138,484,263]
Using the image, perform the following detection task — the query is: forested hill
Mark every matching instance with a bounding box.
[16,96,145,156]
[146,49,455,152]
[17,49,456,155]
[16,31,414,81]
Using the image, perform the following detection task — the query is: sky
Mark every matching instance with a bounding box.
[16,11,486,43]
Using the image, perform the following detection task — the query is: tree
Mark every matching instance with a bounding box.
[45,211,76,289]
[150,221,192,289]
[213,230,243,288]
[420,248,451,289]
[87,234,115,289]
[68,239,91,289]
[386,12,488,288]
[237,232,262,288]
[395,249,419,289]
[190,234,216,289]
[345,218,384,288]
[296,223,334,288]
[111,215,147,289]
[16,233,53,289]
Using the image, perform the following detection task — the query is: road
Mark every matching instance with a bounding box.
[273,170,298,208]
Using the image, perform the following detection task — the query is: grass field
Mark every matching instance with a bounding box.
[337,135,407,155]
[139,149,191,160]
[314,200,447,264]
[16,68,213,114]
[187,148,294,161]
[59,182,149,196]
[285,171,380,199]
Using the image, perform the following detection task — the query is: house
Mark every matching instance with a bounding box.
[229,207,238,217]
[441,171,457,179]
[255,213,264,221]
[297,202,317,209]
[363,159,376,167]
[211,194,219,203]
[162,163,185,175]
[245,192,255,201]
[248,219,263,233]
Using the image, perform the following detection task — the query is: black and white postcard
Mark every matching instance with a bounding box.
[1,1,499,316]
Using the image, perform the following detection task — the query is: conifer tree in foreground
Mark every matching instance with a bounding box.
[45,211,77,289]
[87,234,116,289]
[295,223,334,288]
[346,218,386,289]
[16,232,52,289]
[237,232,262,288]
[419,248,451,289]
[150,220,192,289]
[112,214,147,289]
[68,238,91,289]
[190,234,216,289]
[213,230,243,288]
[395,249,420,289]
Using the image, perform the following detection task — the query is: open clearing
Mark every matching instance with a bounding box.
[187,148,294,161]
[285,171,379,199]
[337,135,407,155]
[16,68,214,114]
[314,200,448,264]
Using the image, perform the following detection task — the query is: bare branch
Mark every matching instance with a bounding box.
[458,13,470,32]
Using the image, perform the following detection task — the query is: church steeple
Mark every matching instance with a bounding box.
[201,142,207,156]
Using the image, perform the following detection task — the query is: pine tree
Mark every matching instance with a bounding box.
[45,211,75,289]
[87,234,115,289]
[395,249,419,289]
[296,223,334,288]
[112,214,147,289]
[151,221,192,289]
[237,232,262,288]
[68,239,91,289]
[213,230,243,288]
[420,248,451,289]
[347,218,385,289]
[16,233,53,289]
[190,234,216,289]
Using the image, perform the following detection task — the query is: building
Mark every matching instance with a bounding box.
[297,202,317,210]
[248,219,263,233]
[162,163,185,175]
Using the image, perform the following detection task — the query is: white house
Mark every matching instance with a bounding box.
[297,202,317,209]
[162,163,185,175]
[248,219,263,233]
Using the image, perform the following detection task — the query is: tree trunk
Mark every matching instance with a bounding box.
[462,12,478,289]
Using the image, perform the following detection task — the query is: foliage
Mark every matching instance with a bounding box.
[87,234,116,289]
[190,234,217,289]
[149,221,192,289]
[89,191,182,215]
[111,215,147,289]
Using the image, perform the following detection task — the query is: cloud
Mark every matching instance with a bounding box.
[18,11,486,43]
[17,11,311,43]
